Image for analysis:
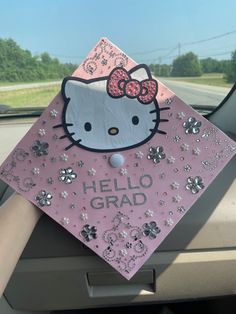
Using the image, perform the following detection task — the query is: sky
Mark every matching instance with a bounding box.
[0,0,235,65]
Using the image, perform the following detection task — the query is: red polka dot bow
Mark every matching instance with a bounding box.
[107,67,158,104]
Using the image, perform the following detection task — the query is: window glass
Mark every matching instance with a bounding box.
[0,0,235,114]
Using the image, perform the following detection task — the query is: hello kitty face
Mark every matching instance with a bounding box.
[57,64,168,152]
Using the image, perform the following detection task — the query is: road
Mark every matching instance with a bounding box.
[0,81,60,92]
[159,78,230,107]
[0,79,231,108]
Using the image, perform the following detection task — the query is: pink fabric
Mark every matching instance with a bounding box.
[0,38,235,280]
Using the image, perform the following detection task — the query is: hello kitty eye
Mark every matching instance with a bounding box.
[132,116,139,125]
[84,122,92,131]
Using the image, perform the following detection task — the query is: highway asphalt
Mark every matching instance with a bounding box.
[0,79,231,108]
[159,78,231,107]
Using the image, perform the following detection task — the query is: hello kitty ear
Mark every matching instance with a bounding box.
[62,77,76,100]
[129,64,153,81]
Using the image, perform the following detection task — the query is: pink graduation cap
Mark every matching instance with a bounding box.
[0,38,235,280]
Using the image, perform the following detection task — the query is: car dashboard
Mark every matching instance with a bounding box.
[0,115,235,313]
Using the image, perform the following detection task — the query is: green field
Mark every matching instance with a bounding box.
[0,79,59,87]
[0,73,232,109]
[0,85,60,108]
[162,73,232,88]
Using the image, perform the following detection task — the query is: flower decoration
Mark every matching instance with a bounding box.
[165,218,174,227]
[119,230,128,238]
[88,168,96,176]
[50,109,58,118]
[31,140,49,157]
[80,224,97,242]
[159,172,166,179]
[80,213,88,221]
[177,112,186,120]
[147,146,166,164]
[167,156,175,164]
[136,151,144,159]
[170,181,179,190]
[59,167,77,184]
[145,209,154,217]
[180,143,189,151]
[184,164,192,172]
[177,206,186,213]
[47,177,54,184]
[183,117,202,134]
[53,134,59,140]
[60,153,68,161]
[77,160,84,167]
[159,200,165,206]
[119,249,128,257]
[186,176,205,194]
[192,147,201,156]
[142,221,161,239]
[120,168,128,176]
[172,194,182,203]
[60,191,69,199]
[173,135,181,143]
[126,242,132,249]
[61,217,70,225]
[35,190,52,207]
[165,98,172,105]
[38,128,46,137]
[32,167,40,175]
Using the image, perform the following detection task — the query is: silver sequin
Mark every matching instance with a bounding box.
[147,146,166,164]
[145,209,154,217]
[88,168,96,176]
[80,224,97,242]
[177,206,186,213]
[59,167,77,184]
[120,168,128,176]
[165,218,174,227]
[184,164,192,172]
[77,160,84,167]
[35,190,52,207]
[31,140,49,157]
[142,221,161,239]
[183,117,202,134]
[50,109,58,118]
[186,176,205,194]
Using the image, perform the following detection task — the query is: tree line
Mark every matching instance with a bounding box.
[149,51,236,82]
[0,38,235,83]
[0,38,77,82]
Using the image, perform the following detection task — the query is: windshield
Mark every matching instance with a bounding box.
[0,0,235,115]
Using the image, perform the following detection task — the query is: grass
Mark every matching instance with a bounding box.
[0,79,60,86]
[0,85,60,108]
[0,73,232,109]
[162,73,232,88]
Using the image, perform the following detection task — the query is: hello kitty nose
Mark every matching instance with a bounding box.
[108,127,119,136]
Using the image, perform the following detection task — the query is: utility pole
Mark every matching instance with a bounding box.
[178,43,181,57]
[158,57,162,76]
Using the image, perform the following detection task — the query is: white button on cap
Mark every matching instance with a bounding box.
[109,154,125,168]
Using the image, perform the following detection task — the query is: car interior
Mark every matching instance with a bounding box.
[0,83,235,314]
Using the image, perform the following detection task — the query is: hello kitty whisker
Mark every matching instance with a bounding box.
[149,109,158,114]
[152,119,157,122]
[53,123,74,129]
[160,107,170,111]
[64,139,82,151]
[59,132,75,140]
[156,129,167,135]
[150,128,166,135]
[160,119,169,123]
